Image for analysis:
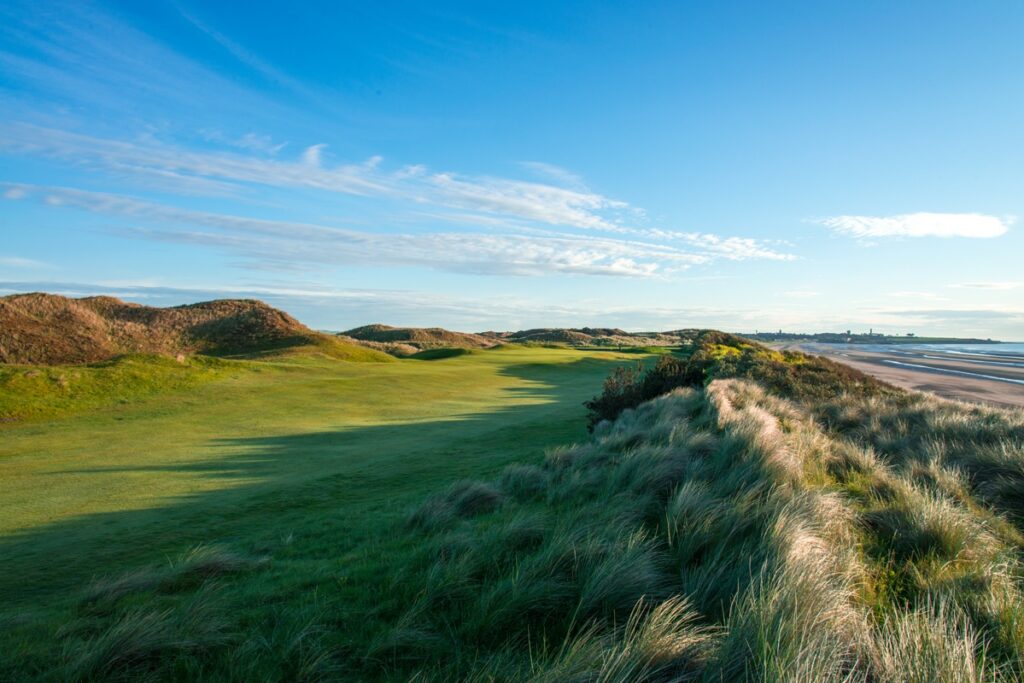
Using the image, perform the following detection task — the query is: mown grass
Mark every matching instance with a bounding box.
[0,336,391,425]
[0,354,246,423]
[0,344,657,679]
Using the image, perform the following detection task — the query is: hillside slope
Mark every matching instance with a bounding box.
[369,333,1024,679]
[343,323,496,348]
[487,327,692,347]
[0,293,390,364]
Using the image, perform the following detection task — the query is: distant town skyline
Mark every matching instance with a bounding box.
[2,1,1022,338]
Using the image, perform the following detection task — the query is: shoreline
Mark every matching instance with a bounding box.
[775,343,1024,409]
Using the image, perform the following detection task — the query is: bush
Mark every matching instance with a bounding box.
[584,356,700,429]
[584,331,897,428]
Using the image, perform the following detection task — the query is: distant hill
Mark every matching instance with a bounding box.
[743,331,997,344]
[342,324,497,351]
[341,324,693,356]
[486,327,693,348]
[0,293,390,365]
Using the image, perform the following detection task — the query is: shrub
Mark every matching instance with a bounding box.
[584,331,899,429]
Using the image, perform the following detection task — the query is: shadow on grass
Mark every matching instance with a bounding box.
[0,355,634,609]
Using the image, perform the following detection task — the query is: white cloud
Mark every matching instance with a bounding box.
[301,143,326,167]
[949,282,1021,290]
[425,172,629,232]
[3,185,711,277]
[0,256,53,269]
[783,290,819,298]
[0,125,637,233]
[4,184,793,277]
[0,125,792,265]
[0,124,388,196]
[820,212,1012,239]
[519,161,588,191]
[888,291,947,301]
[200,130,287,154]
[662,232,796,261]
[0,119,797,279]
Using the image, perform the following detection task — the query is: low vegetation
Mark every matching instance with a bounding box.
[2,321,1022,681]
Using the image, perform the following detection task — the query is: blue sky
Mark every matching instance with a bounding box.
[1,1,1022,337]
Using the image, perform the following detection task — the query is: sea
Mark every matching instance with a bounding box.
[899,342,1024,358]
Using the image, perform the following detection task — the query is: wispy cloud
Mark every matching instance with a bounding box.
[0,124,632,232]
[3,184,745,277]
[199,130,287,155]
[819,212,1012,240]
[0,124,389,196]
[0,125,794,266]
[176,7,306,93]
[519,161,589,191]
[949,281,1021,290]
[879,308,1024,323]
[0,256,53,269]
[888,291,947,301]
[653,232,796,262]
[3,182,793,277]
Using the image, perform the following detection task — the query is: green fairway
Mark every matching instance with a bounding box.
[0,345,650,677]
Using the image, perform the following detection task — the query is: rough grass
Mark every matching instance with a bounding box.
[370,378,1023,681]
[0,293,381,365]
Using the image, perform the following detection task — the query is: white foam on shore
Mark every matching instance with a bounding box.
[881,360,1024,386]
[921,354,1024,368]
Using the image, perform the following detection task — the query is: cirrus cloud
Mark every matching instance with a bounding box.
[3,184,791,278]
[949,281,1021,290]
[820,212,1012,240]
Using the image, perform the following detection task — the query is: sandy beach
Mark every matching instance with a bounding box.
[776,343,1024,409]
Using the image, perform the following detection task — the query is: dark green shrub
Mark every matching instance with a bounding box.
[585,331,896,428]
[584,356,701,429]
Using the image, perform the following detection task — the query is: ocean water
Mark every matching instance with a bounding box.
[869,342,1024,386]
[907,342,1024,358]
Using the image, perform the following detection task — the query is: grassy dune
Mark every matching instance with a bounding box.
[3,335,1023,680]
[377,375,1024,681]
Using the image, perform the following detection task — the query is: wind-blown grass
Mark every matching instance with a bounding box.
[372,370,1022,680]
